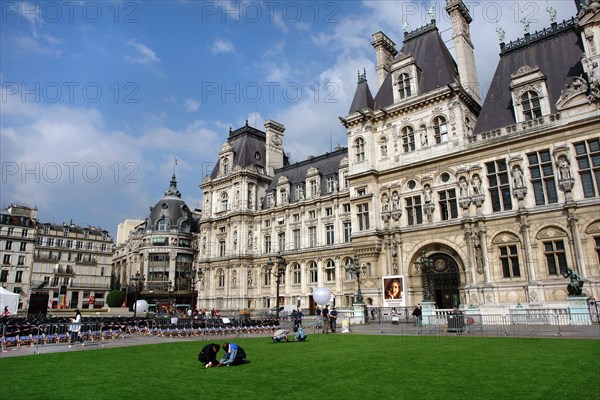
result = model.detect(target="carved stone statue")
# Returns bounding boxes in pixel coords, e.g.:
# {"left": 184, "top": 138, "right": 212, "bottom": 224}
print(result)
{"left": 512, "top": 166, "right": 525, "bottom": 188}
{"left": 471, "top": 175, "right": 482, "bottom": 195}
{"left": 558, "top": 156, "right": 572, "bottom": 180}
{"left": 424, "top": 185, "right": 432, "bottom": 204}
{"left": 459, "top": 177, "right": 469, "bottom": 198}
{"left": 563, "top": 268, "right": 584, "bottom": 296}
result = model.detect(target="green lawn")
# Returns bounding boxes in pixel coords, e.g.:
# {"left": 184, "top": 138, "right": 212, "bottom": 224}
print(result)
{"left": 1, "top": 335, "right": 598, "bottom": 400}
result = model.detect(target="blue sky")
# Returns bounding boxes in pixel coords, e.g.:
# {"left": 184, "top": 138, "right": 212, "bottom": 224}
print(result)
{"left": 1, "top": 1, "right": 578, "bottom": 239}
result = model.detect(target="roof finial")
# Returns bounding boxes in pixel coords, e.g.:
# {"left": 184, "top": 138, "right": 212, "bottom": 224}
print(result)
{"left": 496, "top": 26, "right": 505, "bottom": 43}
{"left": 546, "top": 5, "right": 557, "bottom": 23}
{"left": 357, "top": 69, "right": 367, "bottom": 83}
{"left": 173, "top": 158, "right": 178, "bottom": 176}
{"left": 245, "top": 118, "right": 248, "bottom": 126}
{"left": 402, "top": 15, "right": 409, "bottom": 32}
{"left": 520, "top": 17, "right": 531, "bottom": 34}
{"left": 428, "top": 4, "right": 435, "bottom": 21}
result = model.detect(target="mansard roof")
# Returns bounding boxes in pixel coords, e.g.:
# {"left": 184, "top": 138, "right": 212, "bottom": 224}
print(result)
{"left": 474, "top": 19, "right": 584, "bottom": 135}
{"left": 373, "top": 23, "right": 459, "bottom": 109}
{"left": 267, "top": 147, "right": 348, "bottom": 191}
{"left": 147, "top": 174, "right": 198, "bottom": 232}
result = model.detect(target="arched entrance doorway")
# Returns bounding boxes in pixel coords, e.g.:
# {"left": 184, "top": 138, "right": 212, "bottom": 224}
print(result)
{"left": 425, "top": 253, "right": 460, "bottom": 309}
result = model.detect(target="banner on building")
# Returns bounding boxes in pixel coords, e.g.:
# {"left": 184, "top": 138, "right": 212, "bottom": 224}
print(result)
{"left": 382, "top": 275, "right": 405, "bottom": 308}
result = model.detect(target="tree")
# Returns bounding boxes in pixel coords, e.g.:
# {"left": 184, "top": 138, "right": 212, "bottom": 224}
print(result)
{"left": 106, "top": 290, "right": 125, "bottom": 307}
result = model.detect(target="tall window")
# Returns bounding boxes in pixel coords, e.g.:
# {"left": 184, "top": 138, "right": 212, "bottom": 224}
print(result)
{"left": 310, "top": 180, "right": 318, "bottom": 197}
{"left": 544, "top": 240, "right": 568, "bottom": 275}
{"left": 499, "top": 245, "right": 520, "bottom": 278}
{"left": 219, "top": 240, "right": 226, "bottom": 257}
{"left": 263, "top": 267, "right": 271, "bottom": 285}
{"left": 5, "top": 241, "right": 12, "bottom": 250}
{"left": 574, "top": 138, "right": 600, "bottom": 198}
{"left": 343, "top": 222, "right": 352, "bottom": 243}
{"left": 17, "top": 255, "right": 25, "bottom": 266}
{"left": 326, "top": 225, "right": 335, "bottom": 245}
{"left": 595, "top": 237, "right": 600, "bottom": 265}
{"left": 264, "top": 235, "right": 271, "bottom": 253}
{"left": 438, "top": 189, "right": 458, "bottom": 220}
{"left": 294, "top": 184, "right": 303, "bottom": 200}
{"left": 357, "top": 203, "right": 370, "bottom": 231}
{"left": 278, "top": 232, "right": 286, "bottom": 252}
{"left": 293, "top": 229, "right": 301, "bottom": 250}
{"left": 308, "top": 262, "right": 317, "bottom": 283}
{"left": 309, "top": 227, "right": 317, "bottom": 248}
{"left": 398, "top": 73, "right": 411, "bottom": 99}
{"left": 521, "top": 90, "right": 542, "bottom": 120}
{"left": 402, "top": 126, "right": 415, "bottom": 153}
{"left": 486, "top": 159, "right": 512, "bottom": 212}
{"left": 528, "top": 150, "right": 558, "bottom": 205}
{"left": 15, "top": 270, "right": 23, "bottom": 283}
{"left": 326, "top": 176, "right": 336, "bottom": 193}
{"left": 217, "top": 269, "right": 225, "bottom": 287}
{"left": 355, "top": 138, "right": 365, "bottom": 162}
{"left": 220, "top": 192, "right": 229, "bottom": 212}
{"left": 405, "top": 196, "right": 423, "bottom": 225}
{"left": 325, "top": 260, "right": 336, "bottom": 281}
{"left": 292, "top": 264, "right": 301, "bottom": 284}
{"left": 222, "top": 158, "right": 229, "bottom": 174}
{"left": 7, "top": 227, "right": 14, "bottom": 236}
{"left": 19, "top": 242, "right": 26, "bottom": 251}
{"left": 0, "top": 270, "right": 8, "bottom": 282}
{"left": 433, "top": 116, "right": 448, "bottom": 144}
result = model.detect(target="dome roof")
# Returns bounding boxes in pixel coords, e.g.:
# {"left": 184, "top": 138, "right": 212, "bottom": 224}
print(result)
{"left": 147, "top": 175, "right": 196, "bottom": 233}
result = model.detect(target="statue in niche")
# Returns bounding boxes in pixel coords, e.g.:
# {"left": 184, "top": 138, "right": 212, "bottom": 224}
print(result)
{"left": 232, "top": 271, "right": 237, "bottom": 286}
{"left": 424, "top": 185, "right": 432, "bottom": 203}
{"left": 380, "top": 140, "right": 388, "bottom": 157}
{"left": 512, "top": 166, "right": 525, "bottom": 188}
{"left": 392, "top": 191, "right": 400, "bottom": 211}
{"left": 247, "top": 271, "right": 253, "bottom": 285}
{"left": 471, "top": 174, "right": 482, "bottom": 195}
{"left": 382, "top": 194, "right": 390, "bottom": 212}
{"left": 459, "top": 177, "right": 469, "bottom": 198}
{"left": 473, "top": 235, "right": 483, "bottom": 272}
{"left": 558, "top": 156, "right": 572, "bottom": 180}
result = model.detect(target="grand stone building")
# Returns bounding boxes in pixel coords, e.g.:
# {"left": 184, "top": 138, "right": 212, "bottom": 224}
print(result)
{"left": 114, "top": 0, "right": 600, "bottom": 314}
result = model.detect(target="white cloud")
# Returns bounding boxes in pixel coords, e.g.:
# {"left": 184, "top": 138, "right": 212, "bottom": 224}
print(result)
{"left": 211, "top": 38, "right": 235, "bottom": 54}
{"left": 126, "top": 39, "right": 161, "bottom": 64}
{"left": 184, "top": 98, "right": 200, "bottom": 112}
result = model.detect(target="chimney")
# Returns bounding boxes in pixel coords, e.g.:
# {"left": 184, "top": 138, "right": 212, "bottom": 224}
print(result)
{"left": 445, "top": 0, "right": 481, "bottom": 103}
{"left": 264, "top": 120, "right": 285, "bottom": 176}
{"left": 371, "top": 31, "right": 398, "bottom": 89}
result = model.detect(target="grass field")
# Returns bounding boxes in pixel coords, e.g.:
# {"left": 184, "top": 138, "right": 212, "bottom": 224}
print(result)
{"left": 1, "top": 335, "right": 599, "bottom": 400}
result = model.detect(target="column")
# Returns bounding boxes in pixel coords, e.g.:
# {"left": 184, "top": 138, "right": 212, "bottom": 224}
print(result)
{"left": 567, "top": 210, "right": 587, "bottom": 277}
{"left": 385, "top": 236, "right": 393, "bottom": 275}
{"left": 479, "top": 228, "right": 491, "bottom": 284}
{"left": 518, "top": 213, "right": 537, "bottom": 282}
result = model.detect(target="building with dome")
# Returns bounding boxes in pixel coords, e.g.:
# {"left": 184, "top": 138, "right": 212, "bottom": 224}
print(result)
{"left": 112, "top": 174, "right": 201, "bottom": 307}
{"left": 114, "top": 0, "right": 600, "bottom": 317}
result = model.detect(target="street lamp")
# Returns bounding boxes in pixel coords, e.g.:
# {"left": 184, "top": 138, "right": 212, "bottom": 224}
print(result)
{"left": 344, "top": 257, "right": 365, "bottom": 303}
{"left": 266, "top": 252, "right": 287, "bottom": 320}
{"left": 130, "top": 271, "right": 145, "bottom": 317}
{"left": 189, "top": 268, "right": 203, "bottom": 310}
{"left": 414, "top": 251, "right": 434, "bottom": 302}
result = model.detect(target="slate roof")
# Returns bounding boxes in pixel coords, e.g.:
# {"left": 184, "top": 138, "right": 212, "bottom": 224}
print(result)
{"left": 210, "top": 124, "right": 289, "bottom": 179}
{"left": 474, "top": 21, "right": 584, "bottom": 134}
{"left": 147, "top": 174, "right": 197, "bottom": 232}
{"left": 372, "top": 24, "right": 459, "bottom": 109}
{"left": 349, "top": 76, "right": 375, "bottom": 114}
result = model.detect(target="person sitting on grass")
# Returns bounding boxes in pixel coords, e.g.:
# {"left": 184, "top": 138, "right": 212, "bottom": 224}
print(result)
{"left": 294, "top": 326, "right": 307, "bottom": 342}
{"left": 198, "top": 343, "right": 220, "bottom": 368}
{"left": 219, "top": 343, "right": 246, "bottom": 367}
{"left": 272, "top": 328, "right": 289, "bottom": 342}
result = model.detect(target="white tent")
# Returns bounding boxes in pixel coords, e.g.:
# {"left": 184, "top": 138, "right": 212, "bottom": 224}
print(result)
{"left": 0, "top": 287, "right": 19, "bottom": 314}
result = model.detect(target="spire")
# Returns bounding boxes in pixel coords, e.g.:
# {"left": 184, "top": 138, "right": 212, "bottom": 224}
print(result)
{"left": 164, "top": 174, "right": 182, "bottom": 198}
{"left": 348, "top": 70, "right": 375, "bottom": 114}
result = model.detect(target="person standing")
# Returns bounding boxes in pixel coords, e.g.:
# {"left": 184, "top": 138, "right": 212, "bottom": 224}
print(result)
{"left": 295, "top": 308, "right": 303, "bottom": 328}
{"left": 68, "top": 309, "right": 82, "bottom": 348}
{"left": 322, "top": 305, "right": 330, "bottom": 333}
{"left": 219, "top": 342, "right": 247, "bottom": 366}
{"left": 412, "top": 304, "right": 422, "bottom": 328}
{"left": 198, "top": 343, "right": 220, "bottom": 368}
{"left": 329, "top": 307, "right": 338, "bottom": 333}
{"left": 315, "top": 306, "right": 322, "bottom": 329}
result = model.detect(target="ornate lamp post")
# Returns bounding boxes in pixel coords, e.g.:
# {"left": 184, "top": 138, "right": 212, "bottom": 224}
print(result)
{"left": 266, "top": 252, "right": 287, "bottom": 320}
{"left": 189, "top": 268, "right": 203, "bottom": 310}
{"left": 344, "top": 257, "right": 365, "bottom": 303}
{"left": 130, "top": 271, "right": 145, "bottom": 317}
{"left": 414, "top": 251, "right": 434, "bottom": 302}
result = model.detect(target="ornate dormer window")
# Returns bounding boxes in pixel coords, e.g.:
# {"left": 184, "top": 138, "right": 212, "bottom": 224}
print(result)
{"left": 157, "top": 218, "right": 167, "bottom": 231}
{"left": 433, "top": 116, "right": 448, "bottom": 144}
{"left": 222, "top": 157, "right": 230, "bottom": 175}
{"left": 180, "top": 221, "right": 190, "bottom": 233}
{"left": 402, "top": 126, "right": 415, "bottom": 153}
{"left": 355, "top": 137, "right": 365, "bottom": 162}
{"left": 509, "top": 65, "right": 550, "bottom": 123}
{"left": 390, "top": 53, "right": 419, "bottom": 103}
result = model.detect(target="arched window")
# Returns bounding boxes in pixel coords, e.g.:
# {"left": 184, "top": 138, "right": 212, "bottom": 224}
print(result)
{"left": 157, "top": 219, "right": 167, "bottom": 231}
{"left": 344, "top": 258, "right": 354, "bottom": 281}
{"left": 220, "top": 192, "right": 228, "bottom": 212}
{"left": 217, "top": 269, "right": 225, "bottom": 288}
{"left": 308, "top": 261, "right": 318, "bottom": 283}
{"left": 180, "top": 221, "right": 190, "bottom": 233}
{"left": 402, "top": 126, "right": 415, "bottom": 153}
{"left": 355, "top": 137, "right": 365, "bottom": 162}
{"left": 398, "top": 73, "right": 411, "bottom": 99}
{"left": 325, "top": 259, "right": 336, "bottom": 281}
{"left": 521, "top": 90, "right": 542, "bottom": 120}
{"left": 292, "top": 263, "right": 301, "bottom": 284}
{"left": 433, "top": 116, "right": 448, "bottom": 144}
{"left": 379, "top": 136, "right": 388, "bottom": 158}
{"left": 222, "top": 158, "right": 230, "bottom": 175}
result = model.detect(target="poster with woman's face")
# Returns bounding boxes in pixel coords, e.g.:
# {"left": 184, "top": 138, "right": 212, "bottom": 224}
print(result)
{"left": 382, "top": 275, "right": 405, "bottom": 307}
